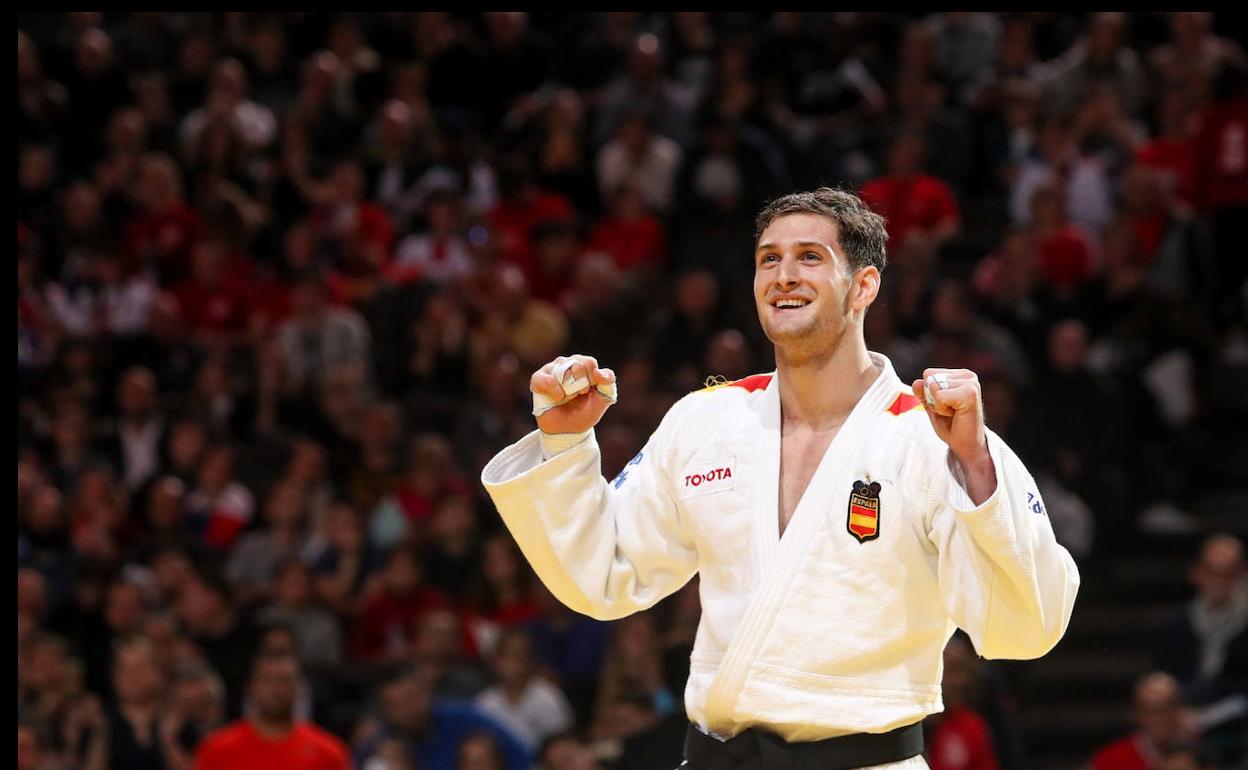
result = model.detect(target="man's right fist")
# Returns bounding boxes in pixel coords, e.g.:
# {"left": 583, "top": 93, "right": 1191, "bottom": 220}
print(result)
{"left": 531, "top": 354, "right": 616, "bottom": 435}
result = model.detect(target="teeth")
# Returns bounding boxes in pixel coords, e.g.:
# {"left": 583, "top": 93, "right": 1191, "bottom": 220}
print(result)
{"left": 775, "top": 299, "right": 808, "bottom": 308}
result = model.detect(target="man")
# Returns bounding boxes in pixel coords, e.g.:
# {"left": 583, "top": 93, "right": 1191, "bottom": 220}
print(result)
{"left": 481, "top": 187, "right": 1080, "bottom": 769}
{"left": 353, "top": 666, "right": 532, "bottom": 770}
{"left": 1155, "top": 533, "right": 1248, "bottom": 703}
{"left": 1089, "top": 672, "right": 1195, "bottom": 770}
{"left": 192, "top": 651, "right": 349, "bottom": 770}
{"left": 474, "top": 627, "right": 575, "bottom": 749}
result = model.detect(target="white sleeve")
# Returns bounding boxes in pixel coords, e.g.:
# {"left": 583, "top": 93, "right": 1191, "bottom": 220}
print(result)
{"left": 481, "top": 403, "right": 698, "bottom": 621}
{"left": 925, "top": 428, "right": 1081, "bottom": 660}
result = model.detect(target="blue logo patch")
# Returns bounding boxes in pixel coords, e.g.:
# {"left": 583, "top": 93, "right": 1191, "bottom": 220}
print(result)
{"left": 611, "top": 452, "right": 644, "bottom": 489}
{"left": 1026, "top": 491, "right": 1045, "bottom": 515}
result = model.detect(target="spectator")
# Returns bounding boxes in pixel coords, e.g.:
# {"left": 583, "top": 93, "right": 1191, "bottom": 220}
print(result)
{"left": 99, "top": 367, "right": 166, "bottom": 492}
{"left": 923, "top": 635, "right": 1002, "bottom": 770}
{"left": 488, "top": 155, "right": 575, "bottom": 278}
{"left": 256, "top": 561, "right": 344, "bottom": 670}
{"left": 1149, "top": 12, "right": 1247, "bottom": 99}
{"left": 925, "top": 13, "right": 1001, "bottom": 96}
{"left": 1011, "top": 118, "right": 1114, "bottom": 238}
{"left": 462, "top": 535, "right": 542, "bottom": 657}
{"left": 103, "top": 635, "right": 181, "bottom": 770}
{"left": 192, "top": 651, "right": 350, "bottom": 770}
{"left": 180, "top": 57, "right": 277, "bottom": 157}
{"left": 184, "top": 445, "right": 255, "bottom": 552}
{"left": 166, "top": 664, "right": 227, "bottom": 757}
{"left": 1028, "top": 182, "right": 1097, "bottom": 294}
{"left": 1119, "top": 163, "right": 1215, "bottom": 304}
{"left": 353, "top": 666, "right": 531, "bottom": 770}
{"left": 306, "top": 500, "right": 377, "bottom": 617}
{"left": 226, "top": 481, "right": 311, "bottom": 606}
{"left": 1136, "top": 91, "right": 1200, "bottom": 207}
{"left": 1040, "top": 12, "right": 1147, "bottom": 118}
{"left": 595, "top": 109, "right": 683, "bottom": 217}
{"left": 469, "top": 265, "right": 569, "bottom": 371}
{"left": 123, "top": 153, "right": 205, "bottom": 285}
{"left": 860, "top": 130, "right": 961, "bottom": 273}
{"left": 411, "top": 609, "right": 491, "bottom": 699}
{"left": 175, "top": 574, "right": 258, "bottom": 717}
{"left": 275, "top": 271, "right": 372, "bottom": 396}
{"left": 1090, "top": 672, "right": 1197, "bottom": 770}
{"left": 392, "top": 190, "right": 472, "bottom": 286}
{"left": 1156, "top": 534, "right": 1248, "bottom": 704}
{"left": 587, "top": 184, "right": 668, "bottom": 275}
{"left": 475, "top": 627, "right": 574, "bottom": 750}
{"left": 421, "top": 495, "right": 484, "bottom": 604}
{"left": 594, "top": 33, "right": 697, "bottom": 147}
{"left": 593, "top": 613, "right": 676, "bottom": 728}
{"left": 348, "top": 547, "right": 452, "bottom": 662}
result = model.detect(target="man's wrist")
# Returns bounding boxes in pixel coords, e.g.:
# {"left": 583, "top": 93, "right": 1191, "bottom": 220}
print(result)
{"left": 954, "top": 443, "right": 993, "bottom": 478}
{"left": 539, "top": 429, "right": 592, "bottom": 460}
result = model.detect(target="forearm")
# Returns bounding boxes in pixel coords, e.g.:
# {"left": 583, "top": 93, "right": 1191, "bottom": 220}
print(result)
{"left": 954, "top": 443, "right": 998, "bottom": 507}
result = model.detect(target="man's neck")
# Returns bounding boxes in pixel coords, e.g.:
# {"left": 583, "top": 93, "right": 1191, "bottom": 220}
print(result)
{"left": 775, "top": 338, "right": 878, "bottom": 430}
{"left": 252, "top": 716, "right": 295, "bottom": 740}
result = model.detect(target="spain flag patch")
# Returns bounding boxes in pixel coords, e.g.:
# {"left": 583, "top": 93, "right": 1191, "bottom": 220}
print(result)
{"left": 847, "top": 480, "right": 881, "bottom": 543}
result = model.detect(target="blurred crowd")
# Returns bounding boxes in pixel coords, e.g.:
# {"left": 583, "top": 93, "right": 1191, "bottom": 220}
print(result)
{"left": 16, "top": 12, "right": 1248, "bottom": 770}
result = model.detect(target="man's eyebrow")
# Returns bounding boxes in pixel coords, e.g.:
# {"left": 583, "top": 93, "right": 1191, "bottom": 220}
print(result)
{"left": 754, "top": 241, "right": 836, "bottom": 253}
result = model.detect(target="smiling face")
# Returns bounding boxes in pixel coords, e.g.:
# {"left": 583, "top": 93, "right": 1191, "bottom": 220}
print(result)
{"left": 754, "top": 213, "right": 877, "bottom": 363}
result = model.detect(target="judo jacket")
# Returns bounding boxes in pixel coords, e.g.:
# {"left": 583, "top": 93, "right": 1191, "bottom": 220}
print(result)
{"left": 481, "top": 353, "right": 1081, "bottom": 742}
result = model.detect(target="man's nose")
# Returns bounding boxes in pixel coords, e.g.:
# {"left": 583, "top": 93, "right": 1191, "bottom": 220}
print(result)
{"left": 775, "top": 256, "right": 800, "bottom": 286}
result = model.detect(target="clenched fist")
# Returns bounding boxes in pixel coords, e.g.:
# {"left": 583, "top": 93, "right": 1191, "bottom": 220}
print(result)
{"left": 531, "top": 354, "right": 617, "bottom": 435}
{"left": 912, "top": 367, "right": 997, "bottom": 505}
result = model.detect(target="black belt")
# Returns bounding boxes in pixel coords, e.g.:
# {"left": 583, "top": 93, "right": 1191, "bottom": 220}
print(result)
{"left": 683, "top": 721, "right": 923, "bottom": 770}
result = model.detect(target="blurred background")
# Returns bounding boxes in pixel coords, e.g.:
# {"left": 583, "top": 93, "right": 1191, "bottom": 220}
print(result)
{"left": 15, "top": 11, "right": 1248, "bottom": 770}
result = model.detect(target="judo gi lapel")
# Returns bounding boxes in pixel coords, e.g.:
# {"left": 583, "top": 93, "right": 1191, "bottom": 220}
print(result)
{"left": 704, "top": 353, "right": 902, "bottom": 737}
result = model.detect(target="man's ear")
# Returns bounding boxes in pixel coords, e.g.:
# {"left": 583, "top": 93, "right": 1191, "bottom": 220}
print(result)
{"left": 853, "top": 266, "right": 881, "bottom": 311}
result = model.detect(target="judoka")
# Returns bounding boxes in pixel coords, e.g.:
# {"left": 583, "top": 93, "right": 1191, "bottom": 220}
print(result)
{"left": 481, "top": 187, "right": 1081, "bottom": 770}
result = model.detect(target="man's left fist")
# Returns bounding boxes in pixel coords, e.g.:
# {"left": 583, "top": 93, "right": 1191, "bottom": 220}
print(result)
{"left": 911, "top": 368, "right": 989, "bottom": 469}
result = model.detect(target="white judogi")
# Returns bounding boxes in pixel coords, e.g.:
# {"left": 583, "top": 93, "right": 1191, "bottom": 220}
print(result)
{"left": 482, "top": 353, "right": 1080, "bottom": 757}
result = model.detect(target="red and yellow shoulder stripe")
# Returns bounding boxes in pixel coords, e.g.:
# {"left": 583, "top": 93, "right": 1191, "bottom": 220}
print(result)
{"left": 887, "top": 391, "right": 925, "bottom": 415}
{"left": 698, "top": 373, "right": 774, "bottom": 394}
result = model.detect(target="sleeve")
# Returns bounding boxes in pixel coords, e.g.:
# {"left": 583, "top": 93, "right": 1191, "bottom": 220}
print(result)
{"left": 924, "top": 427, "right": 1081, "bottom": 660}
{"left": 480, "top": 399, "right": 699, "bottom": 621}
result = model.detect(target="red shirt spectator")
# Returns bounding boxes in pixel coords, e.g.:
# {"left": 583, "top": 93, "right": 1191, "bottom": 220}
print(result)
{"left": 193, "top": 721, "right": 349, "bottom": 770}
{"left": 860, "top": 174, "right": 960, "bottom": 247}
{"left": 588, "top": 184, "right": 667, "bottom": 273}
{"left": 860, "top": 131, "right": 961, "bottom": 255}
{"left": 173, "top": 241, "right": 254, "bottom": 337}
{"left": 1193, "top": 91, "right": 1248, "bottom": 211}
{"left": 349, "top": 548, "right": 452, "bottom": 661}
{"left": 926, "top": 706, "right": 1001, "bottom": 770}
{"left": 1037, "top": 224, "right": 1096, "bottom": 290}
{"left": 194, "top": 653, "right": 350, "bottom": 770}
{"left": 124, "top": 153, "right": 204, "bottom": 284}
{"left": 1089, "top": 672, "right": 1194, "bottom": 770}
{"left": 488, "top": 184, "right": 574, "bottom": 280}
{"left": 1028, "top": 182, "right": 1096, "bottom": 290}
